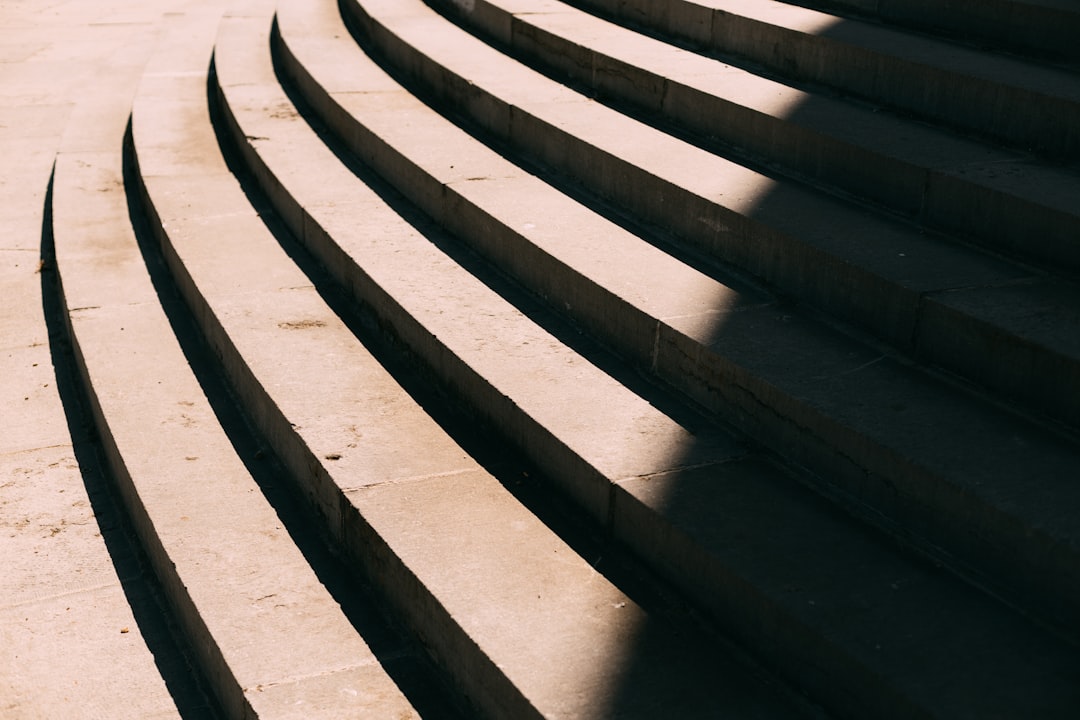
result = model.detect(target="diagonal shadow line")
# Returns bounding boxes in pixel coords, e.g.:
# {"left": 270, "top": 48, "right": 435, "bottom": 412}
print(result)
{"left": 316, "top": 2, "right": 938, "bottom": 718}
{"left": 261, "top": 9, "right": 824, "bottom": 718}
{"left": 221, "top": 32, "right": 730, "bottom": 644}
{"left": 39, "top": 167, "right": 223, "bottom": 720}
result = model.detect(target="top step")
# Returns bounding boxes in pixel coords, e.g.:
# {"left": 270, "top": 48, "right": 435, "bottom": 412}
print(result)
{"left": 218, "top": 5, "right": 1080, "bottom": 718}
{"left": 569, "top": 0, "right": 1080, "bottom": 158}
{"left": 793, "top": 0, "right": 1080, "bottom": 65}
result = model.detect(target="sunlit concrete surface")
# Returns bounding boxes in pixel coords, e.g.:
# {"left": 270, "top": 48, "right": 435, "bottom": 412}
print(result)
{"left": 0, "top": 2, "right": 205, "bottom": 717}
{"left": 4, "top": 0, "right": 1080, "bottom": 717}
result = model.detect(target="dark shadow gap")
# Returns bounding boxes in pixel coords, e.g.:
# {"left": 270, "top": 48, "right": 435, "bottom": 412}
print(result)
{"left": 267, "top": 22, "right": 728, "bottom": 436}
{"left": 322, "top": 2, "right": 1080, "bottom": 718}
{"left": 334, "top": 0, "right": 777, "bottom": 301}
{"left": 40, "top": 167, "right": 223, "bottom": 720}
{"left": 121, "top": 108, "right": 466, "bottom": 718}
{"left": 215, "top": 19, "right": 776, "bottom": 688}
{"left": 256, "top": 17, "right": 830, "bottom": 717}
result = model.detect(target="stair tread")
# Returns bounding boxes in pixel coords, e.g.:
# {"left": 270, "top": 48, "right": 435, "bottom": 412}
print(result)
{"left": 286, "top": 0, "right": 1080, "bottom": 631}
{"left": 11, "top": 0, "right": 1080, "bottom": 716}
{"left": 571, "top": 0, "right": 1080, "bottom": 155}
{"left": 453, "top": 0, "right": 1080, "bottom": 268}
{"left": 694, "top": 0, "right": 1080, "bottom": 101}
{"left": 223, "top": 4, "right": 1080, "bottom": 717}
{"left": 617, "top": 456, "right": 1080, "bottom": 717}
{"left": 131, "top": 8, "right": 807, "bottom": 719}
{"left": 347, "top": 0, "right": 1080, "bottom": 424}
{"left": 53, "top": 5, "right": 425, "bottom": 718}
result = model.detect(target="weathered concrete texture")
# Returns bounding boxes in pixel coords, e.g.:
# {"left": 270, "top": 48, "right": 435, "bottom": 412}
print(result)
{"left": 134, "top": 9, "right": 812, "bottom": 718}
{"left": 350, "top": 0, "right": 1080, "bottom": 432}
{"left": 0, "top": 446, "right": 186, "bottom": 720}
{"left": 432, "top": 0, "right": 1080, "bottom": 272}
{"left": 0, "top": 1, "right": 193, "bottom": 717}
{"left": 7, "top": 0, "right": 1080, "bottom": 717}
{"left": 226, "top": 4, "right": 1080, "bottom": 719}
{"left": 574, "top": 0, "right": 1080, "bottom": 156}
{"left": 52, "top": 3, "right": 423, "bottom": 717}
{"left": 309, "top": 0, "right": 1080, "bottom": 639}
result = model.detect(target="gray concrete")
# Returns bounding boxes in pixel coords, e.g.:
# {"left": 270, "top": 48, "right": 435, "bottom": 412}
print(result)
{"left": 344, "top": 0, "right": 1080, "bottom": 429}
{"left": 51, "top": 3, "right": 422, "bottom": 717}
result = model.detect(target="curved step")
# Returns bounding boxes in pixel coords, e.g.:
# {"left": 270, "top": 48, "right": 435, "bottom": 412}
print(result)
{"left": 128, "top": 4, "right": 807, "bottom": 719}
{"left": 433, "top": 0, "right": 1080, "bottom": 275}
{"left": 53, "top": 3, "right": 424, "bottom": 718}
{"left": 568, "top": 0, "right": 1080, "bottom": 157}
{"left": 795, "top": 0, "right": 1080, "bottom": 65}
{"left": 4, "top": 12, "right": 196, "bottom": 717}
{"left": 321, "top": 0, "right": 1080, "bottom": 628}
{"left": 219, "top": 3, "right": 1080, "bottom": 719}
{"left": 341, "top": 0, "right": 1080, "bottom": 432}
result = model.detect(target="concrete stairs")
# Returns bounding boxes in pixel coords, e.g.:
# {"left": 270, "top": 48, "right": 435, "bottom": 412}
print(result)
{"left": 43, "top": 0, "right": 1080, "bottom": 716}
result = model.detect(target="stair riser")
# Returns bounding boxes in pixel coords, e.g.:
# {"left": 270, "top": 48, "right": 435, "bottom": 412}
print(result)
{"left": 810, "top": 0, "right": 1080, "bottom": 63}
{"left": 58, "top": 194, "right": 250, "bottom": 720}
{"left": 337, "top": 493, "right": 541, "bottom": 720}
{"left": 142, "top": 91, "right": 538, "bottom": 717}
{"left": 576, "top": 0, "right": 1080, "bottom": 158}
{"left": 916, "top": 299, "right": 1080, "bottom": 427}
{"left": 657, "top": 325, "right": 1080, "bottom": 627}
{"left": 255, "top": 37, "right": 1030, "bottom": 719}
{"left": 307, "top": 2, "right": 1080, "bottom": 633}
{"left": 277, "top": 24, "right": 920, "bottom": 540}
{"left": 501, "top": 12, "right": 925, "bottom": 219}
{"left": 248, "top": 53, "right": 617, "bottom": 523}
{"left": 509, "top": 108, "right": 1080, "bottom": 430}
{"left": 452, "top": 1, "right": 1080, "bottom": 273}
{"left": 350, "top": 1, "right": 1080, "bottom": 433}
{"left": 511, "top": 110, "right": 928, "bottom": 343}
{"left": 609, "top": 481, "right": 925, "bottom": 720}
{"left": 922, "top": 173, "right": 1080, "bottom": 272}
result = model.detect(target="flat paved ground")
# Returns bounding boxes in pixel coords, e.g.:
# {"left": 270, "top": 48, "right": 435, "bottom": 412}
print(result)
{"left": 1, "top": 2, "right": 211, "bottom": 716}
